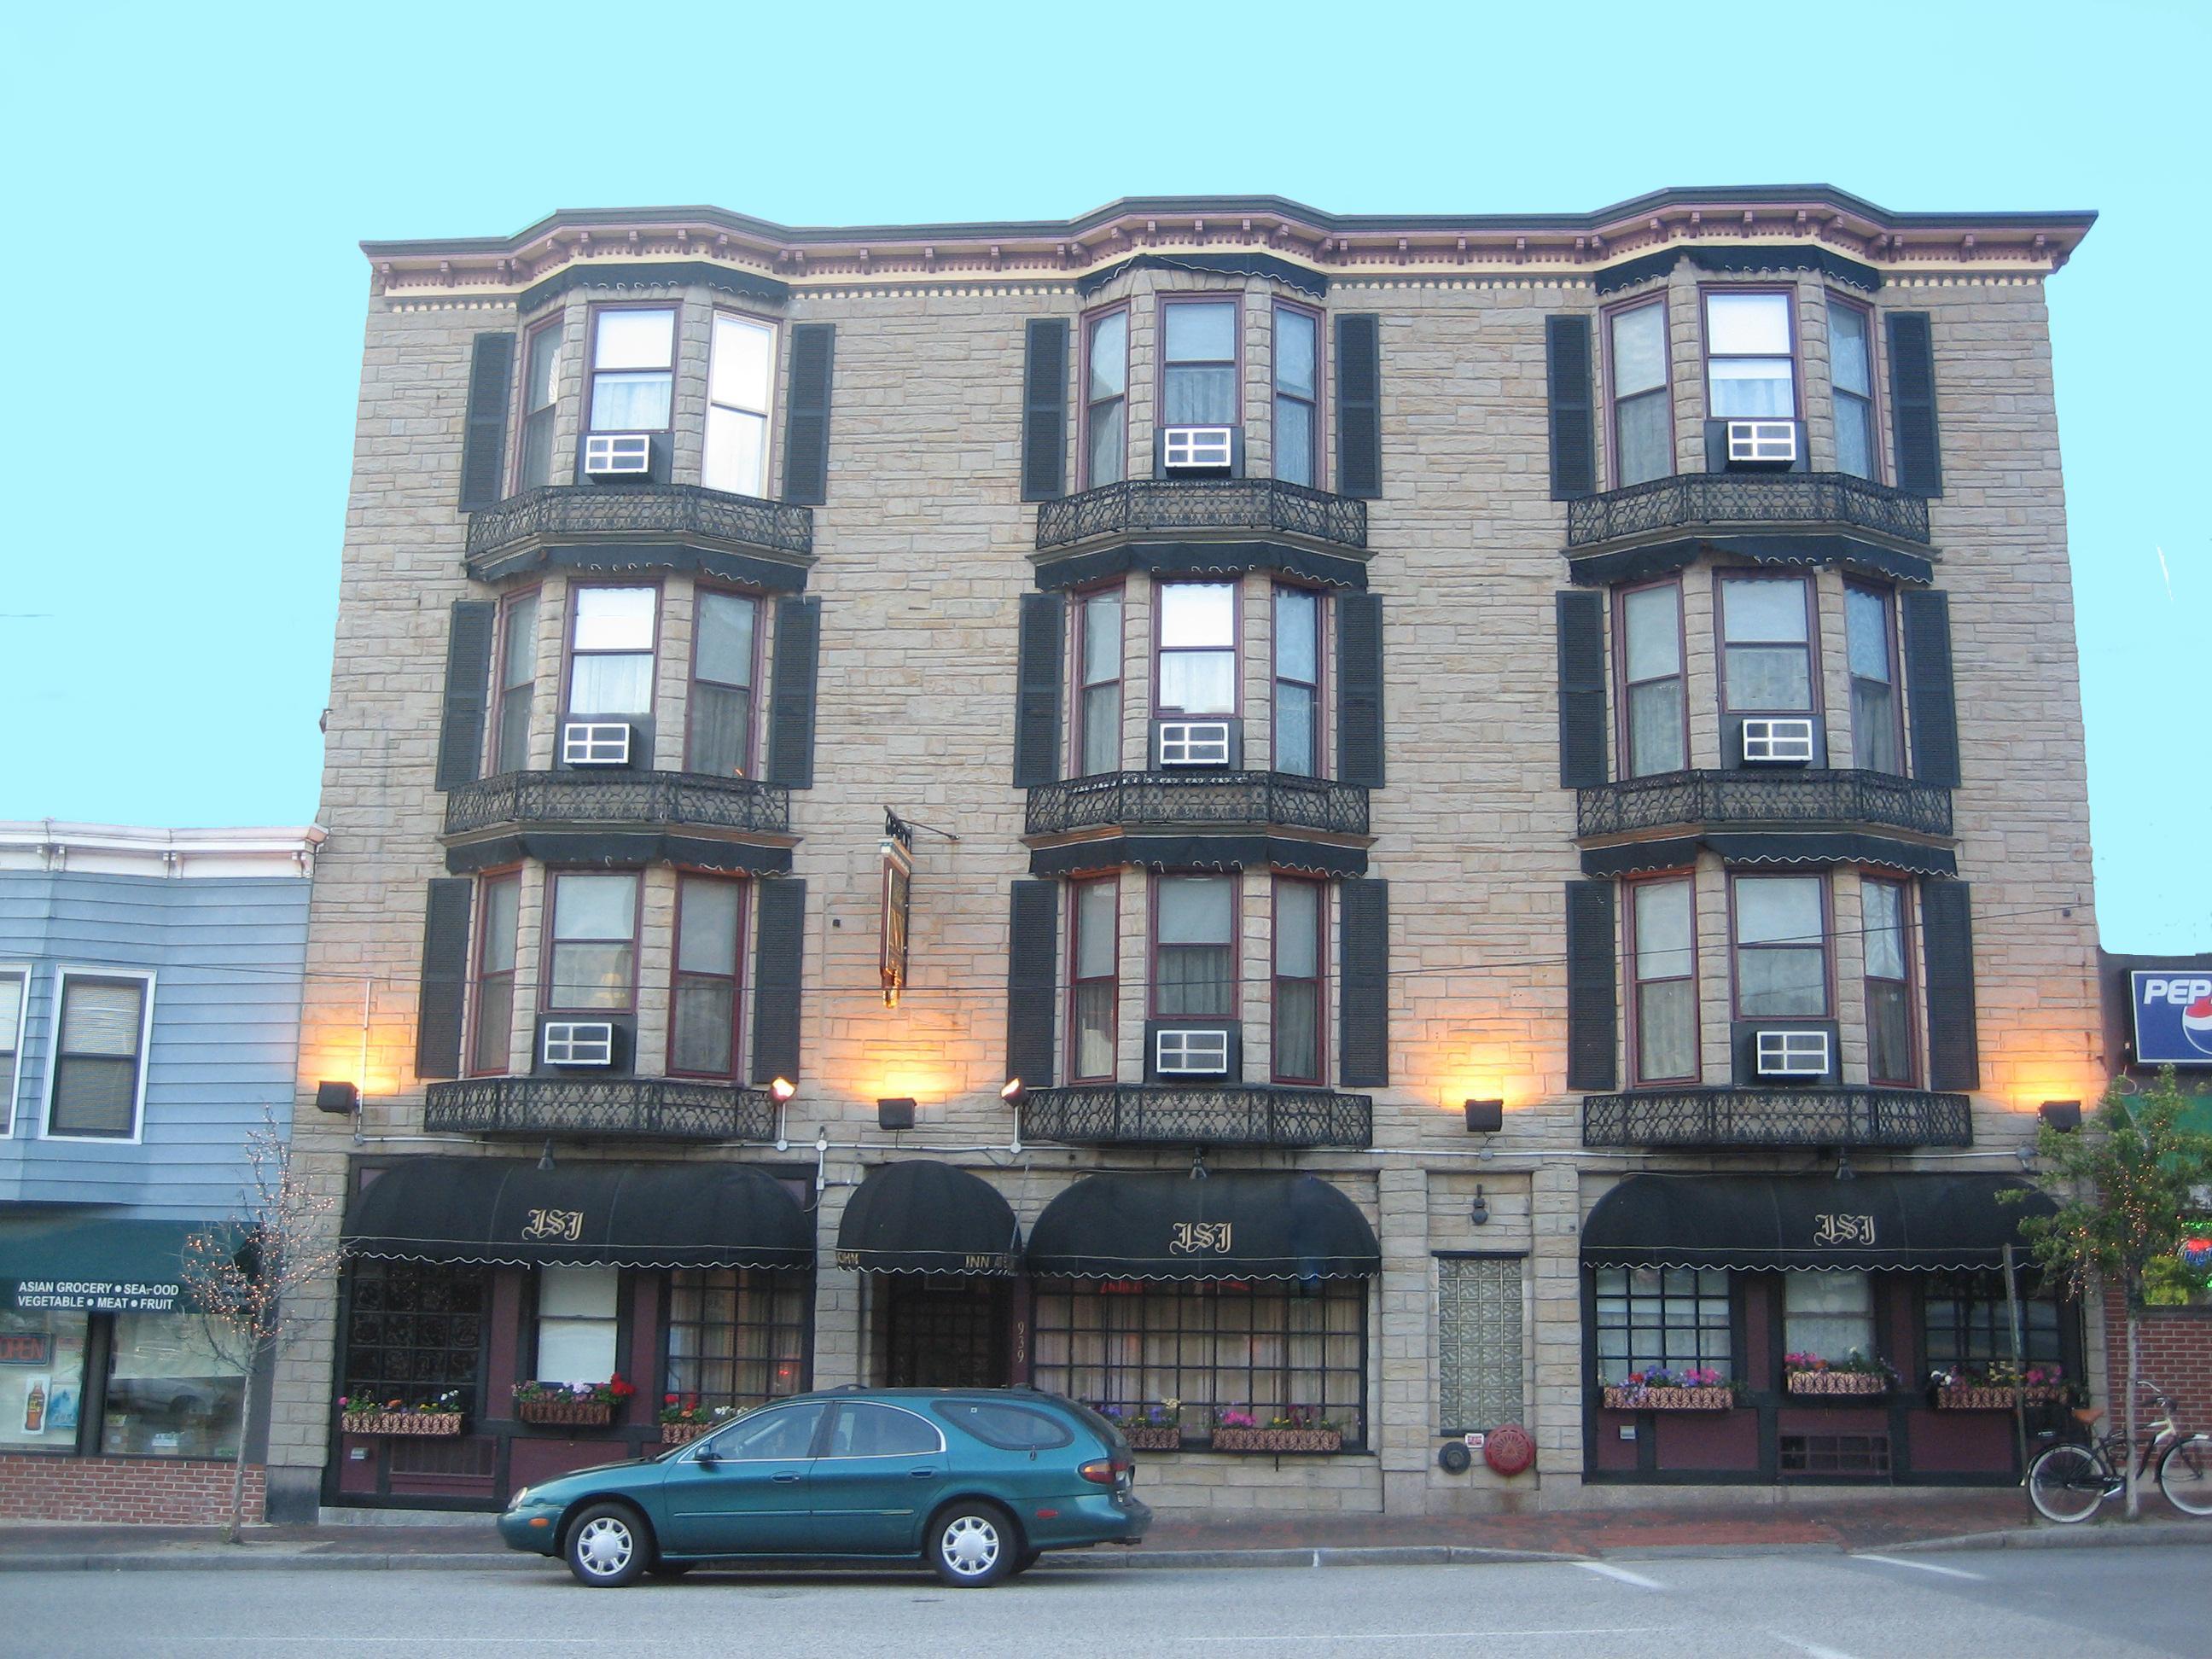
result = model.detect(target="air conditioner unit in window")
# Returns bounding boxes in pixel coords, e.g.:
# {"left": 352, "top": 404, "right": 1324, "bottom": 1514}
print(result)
{"left": 1161, "top": 426, "right": 1235, "bottom": 472}
{"left": 1157, "top": 720, "right": 1232, "bottom": 767}
{"left": 1725, "top": 420, "right": 1797, "bottom": 468}
{"left": 1755, "top": 1028, "right": 1831, "bottom": 1078}
{"left": 583, "top": 433, "right": 654, "bottom": 477}
{"left": 543, "top": 1022, "right": 616, "bottom": 1068}
{"left": 1155, "top": 1027, "right": 1231, "bottom": 1077}
{"left": 1741, "top": 718, "right": 1815, "bottom": 765}
{"left": 562, "top": 721, "right": 632, "bottom": 768}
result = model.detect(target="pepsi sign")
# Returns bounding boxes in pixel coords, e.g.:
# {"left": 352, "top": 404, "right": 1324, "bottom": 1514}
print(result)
{"left": 2131, "top": 972, "right": 2212, "bottom": 1067}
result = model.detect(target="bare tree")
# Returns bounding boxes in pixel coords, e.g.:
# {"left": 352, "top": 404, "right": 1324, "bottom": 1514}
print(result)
{"left": 179, "top": 1113, "right": 343, "bottom": 1542}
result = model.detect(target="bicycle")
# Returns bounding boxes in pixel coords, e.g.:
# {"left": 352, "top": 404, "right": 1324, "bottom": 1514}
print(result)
{"left": 2026, "top": 1378, "right": 2212, "bottom": 1523}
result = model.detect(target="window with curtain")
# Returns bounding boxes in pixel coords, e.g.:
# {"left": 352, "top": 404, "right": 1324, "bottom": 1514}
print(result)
{"left": 1863, "top": 877, "right": 1913, "bottom": 1086}
{"left": 1272, "top": 878, "right": 1322, "bottom": 1083}
{"left": 1084, "top": 308, "right": 1127, "bottom": 487}
{"left": 671, "top": 875, "right": 743, "bottom": 1077}
{"left": 1845, "top": 584, "right": 1901, "bottom": 775}
{"left": 1070, "top": 878, "right": 1118, "bottom": 1081}
{"left": 704, "top": 312, "right": 776, "bottom": 497}
{"left": 516, "top": 319, "right": 562, "bottom": 492}
{"left": 1273, "top": 586, "right": 1320, "bottom": 776}
{"left": 566, "top": 587, "right": 655, "bottom": 721}
{"left": 470, "top": 873, "right": 521, "bottom": 1075}
{"left": 1608, "top": 300, "right": 1671, "bottom": 486}
{"left": 1923, "top": 1272, "right": 2064, "bottom": 1369}
{"left": 1631, "top": 877, "right": 1697, "bottom": 1083}
{"left": 587, "top": 307, "right": 675, "bottom": 434}
{"left": 1732, "top": 875, "right": 1828, "bottom": 1018}
{"left": 1593, "top": 1267, "right": 1731, "bottom": 1382}
{"left": 1162, "top": 300, "right": 1238, "bottom": 427}
{"left": 688, "top": 590, "right": 759, "bottom": 777}
{"left": 47, "top": 973, "right": 150, "bottom": 1139}
{"left": 493, "top": 591, "right": 538, "bottom": 775}
{"left": 544, "top": 871, "right": 638, "bottom": 1011}
{"left": 1076, "top": 589, "right": 1123, "bottom": 777}
{"left": 1154, "top": 875, "right": 1234, "bottom": 1019}
{"left": 1830, "top": 299, "right": 1877, "bottom": 479}
{"left": 1784, "top": 1272, "right": 1874, "bottom": 1363}
{"left": 0, "top": 969, "right": 23, "bottom": 1136}
{"left": 1704, "top": 292, "right": 1796, "bottom": 418}
{"left": 1621, "top": 580, "right": 1685, "bottom": 777}
{"left": 534, "top": 1266, "right": 620, "bottom": 1384}
{"left": 1272, "top": 305, "right": 1319, "bottom": 486}
{"left": 1720, "top": 576, "right": 1814, "bottom": 713}
{"left": 1156, "top": 584, "right": 1236, "bottom": 716}
{"left": 664, "top": 1267, "right": 809, "bottom": 1410}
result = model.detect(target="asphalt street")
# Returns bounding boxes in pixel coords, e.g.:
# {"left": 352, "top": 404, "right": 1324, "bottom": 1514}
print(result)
{"left": 11, "top": 1545, "right": 2209, "bottom": 1658}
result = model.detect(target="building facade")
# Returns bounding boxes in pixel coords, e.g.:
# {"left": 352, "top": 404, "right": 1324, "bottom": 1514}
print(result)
{"left": 276, "top": 187, "right": 2106, "bottom": 1522}
{"left": 0, "top": 822, "right": 320, "bottom": 1522}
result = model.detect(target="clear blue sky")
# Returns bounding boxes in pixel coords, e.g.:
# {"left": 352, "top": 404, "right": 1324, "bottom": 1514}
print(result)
{"left": 3, "top": 3, "right": 2203, "bottom": 948}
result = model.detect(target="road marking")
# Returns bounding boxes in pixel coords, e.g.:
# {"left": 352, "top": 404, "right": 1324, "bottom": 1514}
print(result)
{"left": 1179, "top": 1630, "right": 1665, "bottom": 1645}
{"left": 1850, "top": 1552, "right": 1986, "bottom": 1580}
{"left": 1573, "top": 1561, "right": 1666, "bottom": 1590}
{"left": 1767, "top": 1639, "right": 1860, "bottom": 1659}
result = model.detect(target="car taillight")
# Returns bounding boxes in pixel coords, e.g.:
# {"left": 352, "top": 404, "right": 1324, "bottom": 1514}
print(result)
{"left": 1079, "top": 1458, "right": 1115, "bottom": 1484}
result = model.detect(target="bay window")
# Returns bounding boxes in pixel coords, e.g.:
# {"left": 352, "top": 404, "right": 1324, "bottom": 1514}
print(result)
{"left": 565, "top": 586, "right": 656, "bottom": 725}
{"left": 1070, "top": 879, "right": 1118, "bottom": 1081}
{"left": 469, "top": 873, "right": 521, "bottom": 1075}
{"left": 1161, "top": 299, "right": 1238, "bottom": 428}
{"left": 1607, "top": 299, "right": 1671, "bottom": 486}
{"left": 515, "top": 319, "right": 562, "bottom": 492}
{"left": 534, "top": 1265, "right": 620, "bottom": 1384}
{"left": 1272, "top": 304, "right": 1319, "bottom": 486}
{"left": 1732, "top": 875, "right": 1828, "bottom": 1018}
{"left": 1862, "top": 877, "right": 1914, "bottom": 1086}
{"left": 1830, "top": 298, "right": 1877, "bottom": 479}
{"left": 1844, "top": 584, "right": 1902, "bottom": 775}
{"left": 1083, "top": 308, "right": 1128, "bottom": 487}
{"left": 1620, "top": 580, "right": 1686, "bottom": 777}
{"left": 1594, "top": 1267, "right": 1732, "bottom": 1382}
{"left": 492, "top": 591, "right": 538, "bottom": 775}
{"left": 544, "top": 872, "right": 638, "bottom": 1012}
{"left": 688, "top": 590, "right": 759, "bottom": 777}
{"left": 45, "top": 971, "right": 152, "bottom": 1140}
{"left": 704, "top": 312, "right": 777, "bottom": 497}
{"left": 586, "top": 306, "right": 676, "bottom": 437}
{"left": 1156, "top": 584, "right": 1236, "bottom": 716}
{"left": 1273, "top": 586, "right": 1320, "bottom": 776}
{"left": 671, "top": 874, "right": 744, "bottom": 1077}
{"left": 1154, "top": 875, "right": 1234, "bottom": 1019}
{"left": 1629, "top": 876, "right": 1697, "bottom": 1083}
{"left": 1720, "top": 575, "right": 1814, "bottom": 715}
{"left": 1272, "top": 879, "right": 1323, "bottom": 1083}
{"left": 1704, "top": 291, "right": 1796, "bottom": 419}
{"left": 1075, "top": 589, "right": 1123, "bottom": 777}
{"left": 1784, "top": 1272, "right": 1873, "bottom": 1363}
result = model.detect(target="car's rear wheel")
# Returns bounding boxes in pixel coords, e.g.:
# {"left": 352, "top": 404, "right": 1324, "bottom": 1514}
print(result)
{"left": 565, "top": 1502, "right": 649, "bottom": 1587}
{"left": 928, "top": 1499, "right": 1018, "bottom": 1588}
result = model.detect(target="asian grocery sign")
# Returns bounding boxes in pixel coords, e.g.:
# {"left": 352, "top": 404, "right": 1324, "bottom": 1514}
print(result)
{"left": 8, "top": 1279, "right": 181, "bottom": 1313}
{"left": 2131, "top": 972, "right": 2212, "bottom": 1067}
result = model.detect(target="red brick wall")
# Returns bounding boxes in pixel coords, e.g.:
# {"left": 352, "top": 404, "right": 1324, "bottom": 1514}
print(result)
{"left": 2100, "top": 1286, "right": 2212, "bottom": 1432}
{"left": 0, "top": 1456, "right": 265, "bottom": 1524}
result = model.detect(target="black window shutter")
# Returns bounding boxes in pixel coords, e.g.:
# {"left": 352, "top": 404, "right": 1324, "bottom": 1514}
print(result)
{"left": 781, "top": 323, "right": 835, "bottom": 505}
{"left": 765, "top": 597, "right": 822, "bottom": 788}
{"left": 414, "top": 878, "right": 473, "bottom": 1080}
{"left": 1005, "top": 880, "right": 1059, "bottom": 1089}
{"left": 1013, "top": 592, "right": 1065, "bottom": 787}
{"left": 1887, "top": 311, "right": 1943, "bottom": 498}
{"left": 1901, "top": 589, "right": 1960, "bottom": 789}
{"left": 1922, "top": 879, "right": 1980, "bottom": 1090}
{"left": 457, "top": 332, "right": 515, "bottom": 511}
{"left": 1564, "top": 881, "right": 1618, "bottom": 1091}
{"left": 1556, "top": 591, "right": 1608, "bottom": 788}
{"left": 1336, "top": 592, "right": 1385, "bottom": 787}
{"left": 1021, "top": 318, "right": 1069, "bottom": 502}
{"left": 434, "top": 601, "right": 497, "bottom": 791}
{"left": 1334, "top": 314, "right": 1382, "bottom": 499}
{"left": 750, "top": 879, "right": 806, "bottom": 1084}
{"left": 1339, "top": 878, "right": 1390, "bottom": 1087}
{"left": 1545, "top": 316, "right": 1596, "bottom": 500}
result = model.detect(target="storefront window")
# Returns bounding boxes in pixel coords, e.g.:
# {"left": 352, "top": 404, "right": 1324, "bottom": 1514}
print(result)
{"left": 1924, "top": 1272, "right": 2064, "bottom": 1367}
{"left": 664, "top": 1268, "right": 809, "bottom": 1410}
{"left": 342, "top": 1261, "right": 486, "bottom": 1409}
{"left": 101, "top": 1313, "right": 246, "bottom": 1459}
{"left": 1783, "top": 1271, "right": 1874, "bottom": 1361}
{"left": 0, "top": 1309, "right": 90, "bottom": 1449}
{"left": 1031, "top": 1279, "right": 1365, "bottom": 1446}
{"left": 534, "top": 1266, "right": 620, "bottom": 1383}
{"left": 1593, "top": 1266, "right": 1732, "bottom": 1382}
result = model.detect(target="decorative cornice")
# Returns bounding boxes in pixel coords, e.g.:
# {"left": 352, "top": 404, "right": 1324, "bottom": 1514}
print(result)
{"left": 360, "top": 187, "right": 2095, "bottom": 299}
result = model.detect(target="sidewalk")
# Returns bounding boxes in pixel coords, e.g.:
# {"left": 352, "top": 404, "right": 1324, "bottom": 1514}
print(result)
{"left": 1, "top": 1493, "right": 2204, "bottom": 1574}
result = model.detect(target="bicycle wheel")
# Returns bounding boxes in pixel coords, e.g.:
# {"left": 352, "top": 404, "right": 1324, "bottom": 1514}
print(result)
{"left": 2029, "top": 1443, "right": 2108, "bottom": 1523}
{"left": 2157, "top": 1435, "right": 2212, "bottom": 1516}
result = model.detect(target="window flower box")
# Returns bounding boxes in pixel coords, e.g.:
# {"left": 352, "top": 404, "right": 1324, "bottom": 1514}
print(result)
{"left": 1933, "top": 1385, "right": 2069, "bottom": 1412}
{"left": 1212, "top": 1425, "right": 1342, "bottom": 1454}
{"left": 661, "top": 1420, "right": 712, "bottom": 1445}
{"left": 512, "top": 1375, "right": 633, "bottom": 1428}
{"left": 1785, "top": 1369, "right": 1888, "bottom": 1396}
{"left": 1121, "top": 1423, "right": 1183, "bottom": 1452}
{"left": 1601, "top": 1385, "right": 1736, "bottom": 1412}
{"left": 344, "top": 1411, "right": 464, "bottom": 1437}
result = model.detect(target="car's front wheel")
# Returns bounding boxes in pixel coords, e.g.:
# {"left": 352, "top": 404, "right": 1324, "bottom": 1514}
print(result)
{"left": 564, "top": 1502, "right": 649, "bottom": 1587}
{"left": 927, "top": 1499, "right": 1018, "bottom": 1588}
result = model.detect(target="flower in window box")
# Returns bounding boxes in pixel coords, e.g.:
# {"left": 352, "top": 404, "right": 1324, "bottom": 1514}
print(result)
{"left": 1784, "top": 1349, "right": 1895, "bottom": 1394}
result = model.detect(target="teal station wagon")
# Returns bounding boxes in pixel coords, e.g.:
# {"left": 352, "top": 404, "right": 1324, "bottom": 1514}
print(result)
{"left": 498, "top": 1388, "right": 1150, "bottom": 1586}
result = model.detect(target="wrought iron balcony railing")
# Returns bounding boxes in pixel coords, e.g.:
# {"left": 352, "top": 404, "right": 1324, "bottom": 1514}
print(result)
{"left": 1582, "top": 1087, "right": 1973, "bottom": 1150}
{"left": 465, "top": 483, "right": 814, "bottom": 565}
{"left": 424, "top": 1076, "right": 777, "bottom": 1142}
{"left": 1577, "top": 769, "right": 1952, "bottom": 841}
{"left": 443, "top": 771, "right": 792, "bottom": 839}
{"left": 1026, "top": 771, "right": 1370, "bottom": 839}
{"left": 1564, "top": 472, "right": 1930, "bottom": 550}
{"left": 1036, "top": 478, "right": 1368, "bottom": 551}
{"left": 1022, "top": 1085, "right": 1373, "bottom": 1149}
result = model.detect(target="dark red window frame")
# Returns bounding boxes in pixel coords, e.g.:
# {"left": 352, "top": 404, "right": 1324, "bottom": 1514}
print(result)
{"left": 667, "top": 870, "right": 748, "bottom": 1080}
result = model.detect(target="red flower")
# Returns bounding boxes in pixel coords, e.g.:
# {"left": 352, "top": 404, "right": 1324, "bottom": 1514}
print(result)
{"left": 664, "top": 1394, "right": 678, "bottom": 1405}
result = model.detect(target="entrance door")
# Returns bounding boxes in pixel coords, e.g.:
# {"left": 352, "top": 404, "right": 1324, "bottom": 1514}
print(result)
{"left": 882, "top": 1278, "right": 1010, "bottom": 1388}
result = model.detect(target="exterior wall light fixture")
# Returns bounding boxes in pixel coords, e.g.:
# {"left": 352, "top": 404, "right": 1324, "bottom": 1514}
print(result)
{"left": 877, "top": 1097, "right": 918, "bottom": 1131}
{"left": 2039, "top": 1099, "right": 2083, "bottom": 1132}
{"left": 1470, "top": 1185, "right": 1490, "bottom": 1227}
{"left": 314, "top": 1080, "right": 360, "bottom": 1115}
{"left": 1463, "top": 1099, "right": 1504, "bottom": 1134}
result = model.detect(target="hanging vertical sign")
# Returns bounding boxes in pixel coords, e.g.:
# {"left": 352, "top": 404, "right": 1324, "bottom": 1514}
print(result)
{"left": 880, "top": 810, "right": 914, "bottom": 1007}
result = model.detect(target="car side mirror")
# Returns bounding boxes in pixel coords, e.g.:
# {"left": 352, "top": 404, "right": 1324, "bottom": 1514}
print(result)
{"left": 694, "top": 1448, "right": 719, "bottom": 1469}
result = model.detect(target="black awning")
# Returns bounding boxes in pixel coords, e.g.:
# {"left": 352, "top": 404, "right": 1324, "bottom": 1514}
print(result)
{"left": 1033, "top": 539, "right": 1370, "bottom": 594}
{"left": 342, "top": 1157, "right": 812, "bottom": 1271}
{"left": 1580, "top": 832, "right": 1955, "bottom": 879}
{"left": 1027, "top": 1173, "right": 1380, "bottom": 1283}
{"left": 1581, "top": 1173, "right": 2056, "bottom": 1272}
{"left": 1030, "top": 833, "right": 1367, "bottom": 879}
{"left": 834, "top": 1161, "right": 1021, "bottom": 1275}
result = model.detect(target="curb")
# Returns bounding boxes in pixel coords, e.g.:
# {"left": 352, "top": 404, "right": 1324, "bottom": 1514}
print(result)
{"left": 1892, "top": 1523, "right": 2212, "bottom": 1553}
